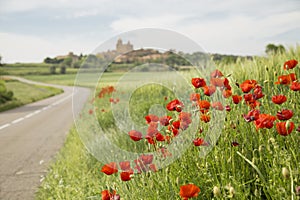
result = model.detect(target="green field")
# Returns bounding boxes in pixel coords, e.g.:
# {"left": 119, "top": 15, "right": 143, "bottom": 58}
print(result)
{"left": 0, "top": 80, "right": 63, "bottom": 112}
{"left": 34, "top": 46, "right": 300, "bottom": 200}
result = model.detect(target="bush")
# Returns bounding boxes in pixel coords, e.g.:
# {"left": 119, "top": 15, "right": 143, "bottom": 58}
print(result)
{"left": 0, "top": 80, "right": 14, "bottom": 104}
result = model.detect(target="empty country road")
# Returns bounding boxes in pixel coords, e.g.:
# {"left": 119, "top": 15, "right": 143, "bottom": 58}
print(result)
{"left": 0, "top": 77, "right": 90, "bottom": 200}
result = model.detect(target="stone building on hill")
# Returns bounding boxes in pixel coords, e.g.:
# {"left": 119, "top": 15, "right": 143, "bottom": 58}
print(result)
{"left": 116, "top": 39, "right": 133, "bottom": 54}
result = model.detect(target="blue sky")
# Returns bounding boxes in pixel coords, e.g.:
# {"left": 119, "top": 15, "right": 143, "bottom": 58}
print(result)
{"left": 0, "top": 0, "right": 299, "bottom": 63}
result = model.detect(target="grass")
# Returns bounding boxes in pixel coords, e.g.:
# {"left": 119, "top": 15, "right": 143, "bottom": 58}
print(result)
{"left": 0, "top": 80, "right": 63, "bottom": 112}
{"left": 37, "top": 47, "right": 300, "bottom": 199}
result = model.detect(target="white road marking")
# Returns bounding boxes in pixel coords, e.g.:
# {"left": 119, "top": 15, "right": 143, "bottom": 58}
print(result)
{"left": 0, "top": 123, "right": 11, "bottom": 130}
{"left": 0, "top": 93, "right": 74, "bottom": 131}
{"left": 12, "top": 117, "right": 24, "bottom": 124}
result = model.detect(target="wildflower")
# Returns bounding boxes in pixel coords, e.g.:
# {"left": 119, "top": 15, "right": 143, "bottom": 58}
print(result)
{"left": 203, "top": 85, "right": 216, "bottom": 96}
{"left": 222, "top": 89, "right": 232, "bottom": 98}
{"left": 276, "top": 121, "right": 294, "bottom": 136}
{"left": 210, "top": 69, "right": 223, "bottom": 78}
{"left": 254, "top": 114, "right": 276, "bottom": 129}
{"left": 101, "top": 190, "right": 120, "bottom": 200}
{"left": 101, "top": 162, "right": 118, "bottom": 175}
{"left": 275, "top": 73, "right": 296, "bottom": 85}
{"left": 212, "top": 102, "right": 224, "bottom": 111}
{"left": 198, "top": 100, "right": 210, "bottom": 113}
{"left": 193, "top": 138, "right": 208, "bottom": 146}
{"left": 211, "top": 77, "right": 224, "bottom": 87}
{"left": 283, "top": 59, "right": 298, "bottom": 70}
{"left": 231, "top": 141, "right": 239, "bottom": 147}
{"left": 191, "top": 78, "right": 206, "bottom": 88}
{"left": 253, "top": 85, "right": 264, "bottom": 100}
{"left": 166, "top": 99, "right": 184, "bottom": 112}
{"left": 172, "top": 120, "right": 181, "bottom": 129}
{"left": 290, "top": 81, "right": 300, "bottom": 91}
{"left": 240, "top": 79, "right": 257, "bottom": 93}
{"left": 155, "top": 132, "right": 165, "bottom": 141}
{"left": 232, "top": 95, "right": 242, "bottom": 104}
{"left": 120, "top": 171, "right": 133, "bottom": 181}
{"left": 272, "top": 94, "right": 287, "bottom": 104}
{"left": 276, "top": 109, "right": 293, "bottom": 120}
{"left": 128, "top": 130, "right": 143, "bottom": 141}
{"left": 139, "top": 154, "right": 153, "bottom": 165}
{"left": 243, "top": 109, "right": 260, "bottom": 122}
{"left": 159, "top": 116, "right": 172, "bottom": 126}
{"left": 179, "top": 184, "right": 200, "bottom": 200}
{"left": 145, "top": 114, "right": 159, "bottom": 124}
{"left": 190, "top": 93, "right": 200, "bottom": 101}
{"left": 88, "top": 109, "right": 93, "bottom": 115}
{"left": 200, "top": 114, "right": 210, "bottom": 123}
{"left": 225, "top": 105, "right": 231, "bottom": 112}
{"left": 119, "top": 161, "right": 131, "bottom": 171}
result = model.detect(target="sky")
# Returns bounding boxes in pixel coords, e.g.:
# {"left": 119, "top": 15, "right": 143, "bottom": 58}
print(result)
{"left": 0, "top": 0, "right": 299, "bottom": 63}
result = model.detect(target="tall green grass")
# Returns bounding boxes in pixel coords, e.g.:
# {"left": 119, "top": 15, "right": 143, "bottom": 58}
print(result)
{"left": 37, "top": 46, "right": 300, "bottom": 199}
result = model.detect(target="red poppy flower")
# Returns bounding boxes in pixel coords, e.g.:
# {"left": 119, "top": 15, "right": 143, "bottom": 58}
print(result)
{"left": 283, "top": 59, "right": 298, "bottom": 70}
{"left": 166, "top": 99, "right": 184, "bottom": 112}
{"left": 120, "top": 171, "right": 132, "bottom": 181}
{"left": 254, "top": 114, "right": 276, "bottom": 129}
{"left": 147, "top": 122, "right": 158, "bottom": 138}
{"left": 222, "top": 89, "right": 232, "bottom": 98}
{"left": 246, "top": 99, "right": 260, "bottom": 109}
{"left": 155, "top": 132, "right": 165, "bottom": 141}
{"left": 172, "top": 120, "right": 181, "bottom": 129}
{"left": 232, "top": 95, "right": 242, "bottom": 104}
{"left": 179, "top": 112, "right": 192, "bottom": 124}
{"left": 243, "top": 109, "right": 260, "bottom": 122}
{"left": 179, "top": 184, "right": 200, "bottom": 200}
{"left": 198, "top": 100, "right": 210, "bottom": 113}
{"left": 128, "top": 130, "right": 143, "bottom": 141}
{"left": 275, "top": 73, "right": 296, "bottom": 85}
{"left": 231, "top": 141, "right": 239, "bottom": 147}
{"left": 211, "top": 77, "right": 224, "bottom": 87}
{"left": 158, "top": 147, "right": 172, "bottom": 158}
{"left": 225, "top": 105, "right": 231, "bottom": 112}
{"left": 223, "top": 78, "right": 232, "bottom": 90}
{"left": 88, "top": 109, "right": 93, "bottom": 115}
{"left": 159, "top": 116, "right": 172, "bottom": 126}
{"left": 276, "top": 109, "right": 293, "bottom": 120}
{"left": 276, "top": 121, "right": 294, "bottom": 136}
{"left": 145, "top": 114, "right": 159, "bottom": 124}
{"left": 253, "top": 85, "right": 264, "bottom": 100}
{"left": 203, "top": 85, "right": 216, "bottom": 96}
{"left": 240, "top": 80, "right": 257, "bottom": 93}
{"left": 101, "top": 190, "right": 120, "bottom": 200}
{"left": 200, "top": 114, "right": 210, "bottom": 123}
{"left": 149, "top": 163, "right": 157, "bottom": 172}
{"left": 101, "top": 162, "right": 118, "bottom": 175}
{"left": 119, "top": 161, "right": 131, "bottom": 171}
{"left": 145, "top": 136, "right": 155, "bottom": 144}
{"left": 210, "top": 69, "right": 223, "bottom": 78}
{"left": 193, "top": 138, "right": 208, "bottom": 146}
{"left": 272, "top": 94, "right": 287, "bottom": 104}
{"left": 190, "top": 93, "right": 200, "bottom": 101}
{"left": 139, "top": 154, "right": 153, "bottom": 165}
{"left": 290, "top": 81, "right": 300, "bottom": 91}
{"left": 211, "top": 102, "right": 224, "bottom": 111}
{"left": 191, "top": 78, "right": 206, "bottom": 88}
{"left": 172, "top": 128, "right": 179, "bottom": 136}
{"left": 243, "top": 93, "right": 253, "bottom": 102}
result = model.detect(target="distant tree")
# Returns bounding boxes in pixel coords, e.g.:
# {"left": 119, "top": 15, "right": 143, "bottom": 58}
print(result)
{"left": 0, "top": 55, "right": 2, "bottom": 66}
{"left": 60, "top": 66, "right": 66, "bottom": 74}
{"left": 0, "top": 80, "right": 14, "bottom": 104}
{"left": 62, "top": 57, "right": 72, "bottom": 67}
{"left": 265, "top": 43, "right": 286, "bottom": 55}
{"left": 50, "top": 66, "right": 56, "bottom": 74}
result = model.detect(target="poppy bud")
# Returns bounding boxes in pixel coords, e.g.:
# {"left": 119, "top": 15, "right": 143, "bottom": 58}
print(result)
{"left": 282, "top": 167, "right": 290, "bottom": 179}
{"left": 213, "top": 186, "right": 221, "bottom": 197}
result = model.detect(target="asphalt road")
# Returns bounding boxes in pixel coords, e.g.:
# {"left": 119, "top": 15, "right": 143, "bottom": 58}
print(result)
{"left": 0, "top": 77, "right": 90, "bottom": 200}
